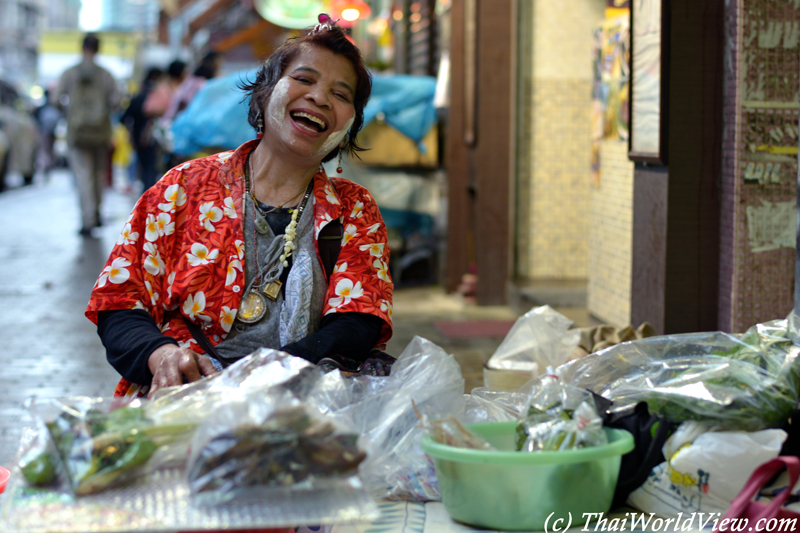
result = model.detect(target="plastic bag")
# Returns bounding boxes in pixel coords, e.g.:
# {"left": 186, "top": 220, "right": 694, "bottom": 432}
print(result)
{"left": 556, "top": 317, "right": 800, "bottom": 431}
{"left": 627, "top": 421, "right": 787, "bottom": 520}
{"left": 147, "top": 348, "right": 322, "bottom": 426}
{"left": 463, "top": 387, "right": 528, "bottom": 423}
{"left": 515, "top": 375, "right": 608, "bottom": 452}
{"left": 187, "top": 388, "right": 366, "bottom": 506}
{"left": 486, "top": 305, "right": 580, "bottom": 374}
{"left": 306, "top": 336, "right": 465, "bottom": 501}
{"left": 413, "top": 401, "right": 494, "bottom": 450}
{"left": 22, "top": 396, "right": 196, "bottom": 496}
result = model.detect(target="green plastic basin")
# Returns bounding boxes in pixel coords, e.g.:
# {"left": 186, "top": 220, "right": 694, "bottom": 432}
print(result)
{"left": 421, "top": 422, "right": 634, "bottom": 531}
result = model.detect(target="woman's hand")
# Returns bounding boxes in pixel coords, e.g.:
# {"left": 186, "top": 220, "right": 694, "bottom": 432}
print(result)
{"left": 147, "top": 344, "right": 218, "bottom": 398}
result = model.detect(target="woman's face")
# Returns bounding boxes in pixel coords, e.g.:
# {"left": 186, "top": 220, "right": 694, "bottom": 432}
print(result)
{"left": 262, "top": 45, "right": 357, "bottom": 162}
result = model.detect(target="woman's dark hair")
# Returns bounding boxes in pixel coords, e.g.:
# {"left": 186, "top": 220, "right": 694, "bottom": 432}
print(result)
{"left": 239, "top": 24, "right": 372, "bottom": 163}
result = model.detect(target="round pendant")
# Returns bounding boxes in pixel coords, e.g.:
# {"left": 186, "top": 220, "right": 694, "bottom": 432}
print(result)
{"left": 255, "top": 215, "right": 270, "bottom": 235}
{"left": 238, "top": 290, "right": 267, "bottom": 324}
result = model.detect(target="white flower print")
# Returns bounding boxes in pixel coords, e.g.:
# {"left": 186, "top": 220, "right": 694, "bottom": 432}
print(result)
{"left": 143, "top": 242, "right": 166, "bottom": 276}
{"left": 178, "top": 338, "right": 197, "bottom": 349}
{"left": 166, "top": 271, "right": 176, "bottom": 300}
{"left": 226, "top": 259, "right": 243, "bottom": 286}
{"left": 234, "top": 239, "right": 245, "bottom": 260}
{"left": 315, "top": 214, "right": 334, "bottom": 238}
{"left": 186, "top": 243, "right": 220, "bottom": 266}
{"left": 360, "top": 242, "right": 385, "bottom": 257}
{"left": 198, "top": 202, "right": 223, "bottom": 232}
{"left": 342, "top": 224, "right": 360, "bottom": 245}
{"left": 333, "top": 262, "right": 348, "bottom": 273}
{"left": 156, "top": 212, "right": 175, "bottom": 236}
{"left": 144, "top": 280, "right": 160, "bottom": 307}
{"left": 217, "top": 151, "right": 233, "bottom": 164}
{"left": 117, "top": 223, "right": 139, "bottom": 245}
{"left": 380, "top": 299, "right": 393, "bottom": 319}
{"left": 182, "top": 291, "right": 209, "bottom": 321}
{"left": 373, "top": 259, "right": 391, "bottom": 282}
{"left": 159, "top": 184, "right": 187, "bottom": 212}
{"left": 223, "top": 196, "right": 237, "bottom": 218}
{"left": 350, "top": 201, "right": 364, "bottom": 219}
{"left": 324, "top": 185, "right": 340, "bottom": 205}
{"left": 367, "top": 223, "right": 381, "bottom": 234}
{"left": 97, "top": 257, "right": 131, "bottom": 288}
{"left": 134, "top": 301, "right": 146, "bottom": 311}
{"left": 328, "top": 279, "right": 363, "bottom": 308}
{"left": 176, "top": 162, "right": 191, "bottom": 171}
{"left": 220, "top": 306, "right": 237, "bottom": 332}
{"left": 144, "top": 213, "right": 160, "bottom": 242}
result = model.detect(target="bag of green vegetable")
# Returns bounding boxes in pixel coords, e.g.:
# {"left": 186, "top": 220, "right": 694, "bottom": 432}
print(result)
{"left": 186, "top": 387, "right": 367, "bottom": 506}
{"left": 557, "top": 315, "right": 800, "bottom": 431}
{"left": 516, "top": 375, "right": 608, "bottom": 451}
{"left": 22, "top": 396, "right": 196, "bottom": 496}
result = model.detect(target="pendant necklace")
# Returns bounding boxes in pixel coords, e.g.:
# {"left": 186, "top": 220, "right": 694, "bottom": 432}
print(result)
{"left": 238, "top": 153, "right": 315, "bottom": 324}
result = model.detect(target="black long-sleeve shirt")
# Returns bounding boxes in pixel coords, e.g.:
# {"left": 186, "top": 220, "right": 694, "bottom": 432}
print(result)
{"left": 97, "top": 309, "right": 382, "bottom": 385}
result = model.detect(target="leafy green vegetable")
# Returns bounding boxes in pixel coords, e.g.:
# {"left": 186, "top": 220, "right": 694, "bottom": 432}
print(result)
{"left": 30, "top": 403, "right": 195, "bottom": 495}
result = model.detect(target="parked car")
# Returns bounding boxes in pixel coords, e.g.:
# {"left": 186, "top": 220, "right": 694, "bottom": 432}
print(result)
{"left": 0, "top": 79, "right": 38, "bottom": 191}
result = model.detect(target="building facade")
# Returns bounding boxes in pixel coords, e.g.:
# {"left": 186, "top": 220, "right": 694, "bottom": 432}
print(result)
{"left": 0, "top": 0, "right": 46, "bottom": 91}
{"left": 100, "top": 0, "right": 160, "bottom": 32}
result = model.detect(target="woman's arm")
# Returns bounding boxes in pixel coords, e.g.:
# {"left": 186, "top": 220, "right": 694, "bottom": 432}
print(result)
{"left": 97, "top": 309, "right": 216, "bottom": 395}
{"left": 281, "top": 312, "right": 383, "bottom": 364}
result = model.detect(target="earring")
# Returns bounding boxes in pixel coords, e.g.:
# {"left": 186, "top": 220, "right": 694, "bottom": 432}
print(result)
{"left": 256, "top": 112, "right": 264, "bottom": 139}
{"left": 336, "top": 149, "right": 343, "bottom": 174}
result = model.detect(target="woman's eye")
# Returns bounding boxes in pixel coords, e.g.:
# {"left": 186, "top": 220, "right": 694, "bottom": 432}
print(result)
{"left": 294, "top": 76, "right": 312, "bottom": 84}
{"left": 335, "top": 92, "right": 351, "bottom": 102}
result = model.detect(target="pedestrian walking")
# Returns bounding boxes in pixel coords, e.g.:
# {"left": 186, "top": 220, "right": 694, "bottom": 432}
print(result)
{"left": 54, "top": 33, "right": 119, "bottom": 236}
{"left": 34, "top": 88, "right": 62, "bottom": 179}
{"left": 120, "top": 67, "right": 162, "bottom": 192}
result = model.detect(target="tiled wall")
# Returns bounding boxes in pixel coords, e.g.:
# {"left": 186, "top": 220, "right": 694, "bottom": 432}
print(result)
{"left": 587, "top": 140, "right": 634, "bottom": 327}
{"left": 719, "top": 0, "right": 799, "bottom": 332}
{"left": 515, "top": 0, "right": 605, "bottom": 281}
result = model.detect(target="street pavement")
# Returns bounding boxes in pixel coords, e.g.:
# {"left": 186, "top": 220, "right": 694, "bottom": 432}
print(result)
{"left": 0, "top": 168, "right": 594, "bottom": 470}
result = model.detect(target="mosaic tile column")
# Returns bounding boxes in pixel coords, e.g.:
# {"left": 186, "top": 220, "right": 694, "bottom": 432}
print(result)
{"left": 720, "top": 0, "right": 800, "bottom": 332}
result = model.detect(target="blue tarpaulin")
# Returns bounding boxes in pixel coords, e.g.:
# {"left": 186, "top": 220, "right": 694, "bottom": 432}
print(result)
{"left": 171, "top": 70, "right": 438, "bottom": 156}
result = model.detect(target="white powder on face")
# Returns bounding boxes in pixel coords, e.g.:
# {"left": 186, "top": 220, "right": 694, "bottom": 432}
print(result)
{"left": 315, "top": 115, "right": 355, "bottom": 157}
{"left": 267, "top": 77, "right": 291, "bottom": 132}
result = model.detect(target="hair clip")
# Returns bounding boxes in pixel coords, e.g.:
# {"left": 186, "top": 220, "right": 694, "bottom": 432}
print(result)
{"left": 312, "top": 13, "right": 340, "bottom": 34}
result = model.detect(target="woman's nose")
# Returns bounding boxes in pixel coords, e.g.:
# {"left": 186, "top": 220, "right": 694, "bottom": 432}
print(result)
{"left": 306, "top": 87, "right": 330, "bottom": 107}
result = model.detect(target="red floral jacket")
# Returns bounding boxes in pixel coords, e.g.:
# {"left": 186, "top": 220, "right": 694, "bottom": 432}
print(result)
{"left": 86, "top": 139, "right": 394, "bottom": 356}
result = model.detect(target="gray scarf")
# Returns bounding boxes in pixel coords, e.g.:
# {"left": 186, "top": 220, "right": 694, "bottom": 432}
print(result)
{"left": 214, "top": 193, "right": 327, "bottom": 360}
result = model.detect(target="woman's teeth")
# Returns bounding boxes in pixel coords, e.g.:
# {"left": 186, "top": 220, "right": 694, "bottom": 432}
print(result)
{"left": 291, "top": 111, "right": 327, "bottom": 132}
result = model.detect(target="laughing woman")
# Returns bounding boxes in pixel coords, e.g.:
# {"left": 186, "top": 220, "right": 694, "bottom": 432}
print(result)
{"left": 86, "top": 16, "right": 394, "bottom": 398}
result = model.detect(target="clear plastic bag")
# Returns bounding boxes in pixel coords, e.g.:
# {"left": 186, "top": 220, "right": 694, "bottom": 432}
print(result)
{"left": 516, "top": 375, "right": 608, "bottom": 452}
{"left": 413, "top": 401, "right": 495, "bottom": 449}
{"left": 463, "top": 387, "right": 529, "bottom": 423}
{"left": 557, "top": 316, "right": 800, "bottom": 431}
{"left": 486, "top": 305, "right": 580, "bottom": 373}
{"left": 187, "top": 388, "right": 366, "bottom": 506}
{"left": 306, "top": 336, "right": 466, "bottom": 501}
{"left": 147, "top": 348, "right": 322, "bottom": 427}
{"left": 22, "top": 396, "right": 196, "bottom": 496}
